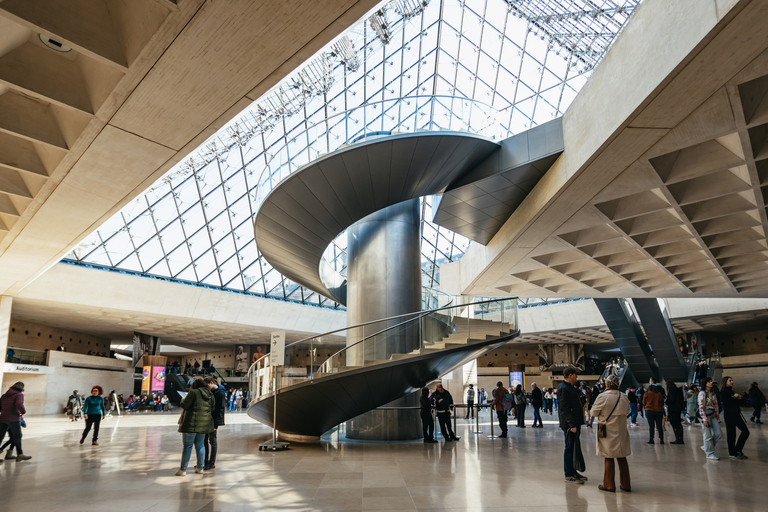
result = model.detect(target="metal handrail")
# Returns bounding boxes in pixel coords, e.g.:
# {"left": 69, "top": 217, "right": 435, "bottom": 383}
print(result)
{"left": 248, "top": 295, "right": 517, "bottom": 400}
{"left": 247, "top": 295, "right": 507, "bottom": 377}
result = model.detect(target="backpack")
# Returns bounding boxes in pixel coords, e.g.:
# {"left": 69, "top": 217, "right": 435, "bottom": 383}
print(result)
{"left": 502, "top": 392, "right": 514, "bottom": 411}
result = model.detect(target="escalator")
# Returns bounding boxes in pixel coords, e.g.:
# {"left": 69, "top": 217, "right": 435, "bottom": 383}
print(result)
{"left": 166, "top": 372, "right": 189, "bottom": 405}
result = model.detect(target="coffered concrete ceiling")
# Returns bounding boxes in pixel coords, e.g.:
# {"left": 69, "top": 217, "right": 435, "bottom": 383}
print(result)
{"left": 0, "top": 0, "right": 380, "bottom": 296}
{"left": 446, "top": 0, "right": 768, "bottom": 299}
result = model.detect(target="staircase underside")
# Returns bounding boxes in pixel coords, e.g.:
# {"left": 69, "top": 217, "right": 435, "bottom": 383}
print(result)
{"left": 247, "top": 330, "right": 520, "bottom": 437}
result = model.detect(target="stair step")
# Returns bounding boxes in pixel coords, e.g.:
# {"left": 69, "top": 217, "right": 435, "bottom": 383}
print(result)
{"left": 389, "top": 353, "right": 414, "bottom": 361}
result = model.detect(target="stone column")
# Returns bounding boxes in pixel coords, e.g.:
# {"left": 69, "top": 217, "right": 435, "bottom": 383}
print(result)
{"left": 0, "top": 296, "right": 12, "bottom": 387}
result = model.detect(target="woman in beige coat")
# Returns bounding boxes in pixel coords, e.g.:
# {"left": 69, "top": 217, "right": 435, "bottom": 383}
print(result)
{"left": 589, "top": 375, "right": 631, "bottom": 492}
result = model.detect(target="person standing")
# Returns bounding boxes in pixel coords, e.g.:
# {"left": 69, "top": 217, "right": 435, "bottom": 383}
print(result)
{"left": 514, "top": 384, "right": 527, "bottom": 428}
{"left": 420, "top": 387, "right": 437, "bottom": 443}
{"left": 531, "top": 383, "right": 544, "bottom": 428}
{"left": 433, "top": 383, "right": 458, "bottom": 442}
{"left": 636, "top": 386, "right": 645, "bottom": 419}
{"left": 720, "top": 376, "right": 749, "bottom": 460}
{"left": 465, "top": 384, "right": 475, "bottom": 419}
{"left": 748, "top": 382, "right": 764, "bottom": 424}
{"left": 477, "top": 388, "right": 488, "bottom": 416}
{"left": 492, "top": 381, "right": 508, "bottom": 438}
{"left": 626, "top": 386, "right": 638, "bottom": 425}
{"left": 590, "top": 375, "right": 631, "bottom": 493}
{"left": 558, "top": 368, "right": 587, "bottom": 484}
{"left": 580, "top": 382, "right": 592, "bottom": 426}
{"left": 176, "top": 378, "right": 214, "bottom": 476}
{"left": 665, "top": 381, "right": 685, "bottom": 444}
{"left": 643, "top": 384, "right": 665, "bottom": 444}
{"left": 203, "top": 377, "right": 226, "bottom": 470}
{"left": 686, "top": 384, "right": 699, "bottom": 424}
{"left": 698, "top": 377, "right": 722, "bottom": 460}
{"left": 67, "top": 390, "right": 83, "bottom": 421}
{"left": 544, "top": 388, "right": 554, "bottom": 414}
{"left": 0, "top": 382, "right": 31, "bottom": 461}
{"left": 80, "top": 386, "right": 106, "bottom": 446}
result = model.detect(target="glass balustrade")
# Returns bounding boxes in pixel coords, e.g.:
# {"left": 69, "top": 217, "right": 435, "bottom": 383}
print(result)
{"left": 248, "top": 295, "right": 517, "bottom": 403}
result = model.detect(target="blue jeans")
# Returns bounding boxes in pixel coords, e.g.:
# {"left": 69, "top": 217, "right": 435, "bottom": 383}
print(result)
{"left": 180, "top": 433, "right": 206, "bottom": 470}
{"left": 533, "top": 406, "right": 542, "bottom": 426}
{"left": 629, "top": 403, "right": 637, "bottom": 424}
{"left": 562, "top": 427, "right": 580, "bottom": 476}
{"left": 701, "top": 418, "right": 722, "bottom": 457}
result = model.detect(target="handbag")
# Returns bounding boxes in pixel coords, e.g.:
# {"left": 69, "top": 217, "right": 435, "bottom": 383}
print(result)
{"left": 597, "top": 394, "right": 620, "bottom": 439}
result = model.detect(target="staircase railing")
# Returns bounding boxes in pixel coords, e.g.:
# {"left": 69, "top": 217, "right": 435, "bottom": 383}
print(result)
{"left": 248, "top": 295, "right": 517, "bottom": 404}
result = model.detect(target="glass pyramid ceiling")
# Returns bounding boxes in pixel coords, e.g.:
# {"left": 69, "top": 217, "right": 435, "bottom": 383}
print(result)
{"left": 65, "top": 0, "right": 642, "bottom": 309}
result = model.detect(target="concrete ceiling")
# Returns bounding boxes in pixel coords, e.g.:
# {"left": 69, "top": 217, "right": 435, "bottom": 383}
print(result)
{"left": 447, "top": 0, "right": 768, "bottom": 299}
{"left": 0, "top": 0, "right": 380, "bottom": 297}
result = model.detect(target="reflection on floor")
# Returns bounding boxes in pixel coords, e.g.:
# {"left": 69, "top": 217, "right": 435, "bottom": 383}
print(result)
{"left": 1, "top": 408, "right": 764, "bottom": 511}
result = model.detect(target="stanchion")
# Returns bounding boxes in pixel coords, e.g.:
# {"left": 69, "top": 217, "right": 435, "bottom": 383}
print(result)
{"left": 473, "top": 406, "right": 483, "bottom": 434}
{"left": 259, "top": 366, "right": 289, "bottom": 451}
{"left": 488, "top": 408, "right": 499, "bottom": 439}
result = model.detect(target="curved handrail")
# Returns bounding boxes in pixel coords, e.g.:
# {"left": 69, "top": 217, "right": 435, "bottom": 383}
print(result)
{"left": 248, "top": 294, "right": 517, "bottom": 401}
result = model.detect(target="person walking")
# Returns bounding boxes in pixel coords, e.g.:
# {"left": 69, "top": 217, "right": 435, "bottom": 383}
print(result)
{"left": 433, "top": 383, "right": 458, "bottom": 442}
{"left": 465, "top": 384, "right": 475, "bottom": 419}
{"left": 698, "top": 377, "right": 722, "bottom": 460}
{"left": 420, "top": 387, "right": 437, "bottom": 443}
{"left": 492, "top": 381, "right": 509, "bottom": 438}
{"left": 643, "top": 384, "right": 665, "bottom": 444}
{"left": 531, "top": 383, "right": 544, "bottom": 428}
{"left": 590, "top": 375, "right": 631, "bottom": 493}
{"left": 720, "top": 376, "right": 749, "bottom": 460}
{"left": 665, "top": 381, "right": 685, "bottom": 445}
{"left": 748, "top": 382, "right": 764, "bottom": 424}
{"left": 0, "top": 382, "right": 31, "bottom": 462}
{"left": 175, "top": 378, "right": 214, "bottom": 476}
{"left": 558, "top": 368, "right": 587, "bottom": 484}
{"left": 514, "top": 384, "right": 527, "bottom": 428}
{"left": 80, "top": 386, "right": 106, "bottom": 446}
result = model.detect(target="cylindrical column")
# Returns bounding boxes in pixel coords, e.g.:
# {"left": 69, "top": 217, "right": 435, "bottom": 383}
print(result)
{"left": 346, "top": 198, "right": 421, "bottom": 365}
{"left": 0, "top": 296, "right": 12, "bottom": 387}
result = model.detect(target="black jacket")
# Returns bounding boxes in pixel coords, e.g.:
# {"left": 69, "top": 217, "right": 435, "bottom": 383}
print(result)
{"left": 531, "top": 387, "right": 543, "bottom": 408}
{"left": 433, "top": 389, "right": 453, "bottom": 412}
{"left": 557, "top": 381, "right": 585, "bottom": 429}
{"left": 420, "top": 393, "right": 434, "bottom": 413}
{"left": 665, "top": 386, "right": 685, "bottom": 413}
{"left": 211, "top": 386, "right": 227, "bottom": 427}
{"left": 720, "top": 387, "right": 742, "bottom": 419}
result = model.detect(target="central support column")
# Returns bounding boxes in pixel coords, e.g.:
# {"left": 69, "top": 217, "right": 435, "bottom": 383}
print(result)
{"left": 346, "top": 198, "right": 422, "bottom": 364}
{"left": 344, "top": 198, "right": 423, "bottom": 440}
{"left": 0, "top": 296, "right": 12, "bottom": 387}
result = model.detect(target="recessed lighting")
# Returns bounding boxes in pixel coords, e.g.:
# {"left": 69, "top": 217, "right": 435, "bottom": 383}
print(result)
{"left": 39, "top": 34, "right": 72, "bottom": 52}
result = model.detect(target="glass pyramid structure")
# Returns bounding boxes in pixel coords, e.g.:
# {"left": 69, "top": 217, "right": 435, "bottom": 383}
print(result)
{"left": 65, "top": 0, "right": 642, "bottom": 309}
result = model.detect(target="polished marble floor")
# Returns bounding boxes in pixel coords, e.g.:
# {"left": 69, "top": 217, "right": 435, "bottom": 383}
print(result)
{"left": 0, "top": 407, "right": 764, "bottom": 511}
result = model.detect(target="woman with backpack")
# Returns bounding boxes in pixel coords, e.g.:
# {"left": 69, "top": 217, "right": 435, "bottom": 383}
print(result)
{"left": 175, "top": 378, "right": 214, "bottom": 476}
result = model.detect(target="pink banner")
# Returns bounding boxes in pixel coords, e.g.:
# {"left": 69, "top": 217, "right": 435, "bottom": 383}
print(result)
{"left": 151, "top": 366, "right": 165, "bottom": 393}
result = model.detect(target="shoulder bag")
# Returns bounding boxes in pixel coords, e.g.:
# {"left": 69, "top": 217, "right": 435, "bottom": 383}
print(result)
{"left": 597, "top": 394, "right": 620, "bottom": 439}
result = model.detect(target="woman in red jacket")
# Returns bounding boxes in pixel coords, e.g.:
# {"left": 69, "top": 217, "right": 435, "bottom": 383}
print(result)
{"left": 643, "top": 384, "right": 665, "bottom": 444}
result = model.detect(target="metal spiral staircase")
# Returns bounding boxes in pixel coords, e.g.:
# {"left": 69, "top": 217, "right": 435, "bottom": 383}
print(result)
{"left": 247, "top": 295, "right": 519, "bottom": 437}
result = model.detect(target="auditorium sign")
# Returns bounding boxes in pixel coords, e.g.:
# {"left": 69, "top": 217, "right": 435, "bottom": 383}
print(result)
{"left": 3, "top": 363, "right": 53, "bottom": 374}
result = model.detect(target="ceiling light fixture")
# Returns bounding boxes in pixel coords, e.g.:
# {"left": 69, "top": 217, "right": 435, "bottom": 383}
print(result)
{"left": 39, "top": 34, "right": 72, "bottom": 52}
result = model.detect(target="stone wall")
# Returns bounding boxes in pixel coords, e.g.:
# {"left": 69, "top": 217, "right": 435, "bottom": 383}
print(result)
{"left": 8, "top": 319, "right": 111, "bottom": 355}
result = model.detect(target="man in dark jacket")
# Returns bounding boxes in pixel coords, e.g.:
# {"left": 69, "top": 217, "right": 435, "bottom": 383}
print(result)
{"left": 492, "top": 381, "right": 509, "bottom": 437}
{"left": 531, "top": 383, "right": 544, "bottom": 428}
{"left": 558, "top": 368, "right": 586, "bottom": 484}
{"left": 433, "top": 383, "right": 459, "bottom": 442}
{"left": 203, "top": 377, "right": 227, "bottom": 470}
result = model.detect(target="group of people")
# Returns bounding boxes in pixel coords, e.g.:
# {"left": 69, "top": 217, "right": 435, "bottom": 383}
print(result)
{"left": 175, "top": 376, "right": 227, "bottom": 475}
{"left": 125, "top": 393, "right": 171, "bottom": 412}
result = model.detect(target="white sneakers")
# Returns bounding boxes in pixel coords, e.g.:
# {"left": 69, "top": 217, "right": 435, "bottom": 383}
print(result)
{"left": 175, "top": 469, "right": 186, "bottom": 476}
